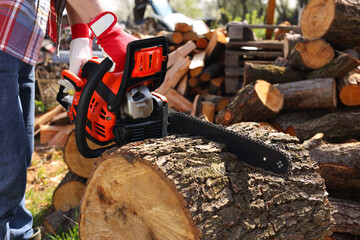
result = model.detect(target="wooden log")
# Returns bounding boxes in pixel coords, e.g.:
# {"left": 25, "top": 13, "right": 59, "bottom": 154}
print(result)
{"left": 167, "top": 41, "right": 196, "bottom": 68}
{"left": 274, "top": 21, "right": 291, "bottom": 40}
{"left": 157, "top": 56, "right": 191, "bottom": 95}
{"left": 196, "top": 37, "right": 208, "bottom": 49}
{"left": 305, "top": 51, "right": 360, "bottom": 80}
{"left": 79, "top": 122, "right": 334, "bottom": 239}
{"left": 209, "top": 76, "right": 225, "bottom": 95}
{"left": 215, "top": 80, "right": 284, "bottom": 126}
{"left": 303, "top": 137, "right": 360, "bottom": 201}
{"left": 47, "top": 124, "right": 74, "bottom": 147}
{"left": 243, "top": 62, "right": 305, "bottom": 85}
{"left": 283, "top": 33, "right": 305, "bottom": 59}
{"left": 338, "top": 69, "right": 360, "bottom": 106}
{"left": 193, "top": 93, "right": 229, "bottom": 117}
{"left": 285, "top": 107, "right": 360, "bottom": 141}
{"left": 40, "top": 125, "right": 65, "bottom": 145}
{"left": 183, "top": 30, "right": 198, "bottom": 42}
{"left": 175, "top": 22, "right": 192, "bottom": 33}
{"left": 287, "top": 39, "right": 334, "bottom": 70}
{"left": 43, "top": 207, "right": 79, "bottom": 234}
{"left": 205, "top": 29, "right": 227, "bottom": 65}
{"left": 188, "top": 77, "right": 200, "bottom": 88}
{"left": 35, "top": 105, "right": 64, "bottom": 132}
{"left": 63, "top": 130, "right": 101, "bottom": 178}
{"left": 176, "top": 74, "right": 188, "bottom": 96}
{"left": 200, "top": 63, "right": 223, "bottom": 82}
{"left": 164, "top": 88, "right": 192, "bottom": 112}
{"left": 157, "top": 31, "right": 183, "bottom": 45}
{"left": 300, "top": 0, "right": 360, "bottom": 50}
{"left": 329, "top": 198, "right": 360, "bottom": 235}
{"left": 53, "top": 171, "right": 87, "bottom": 211}
{"left": 201, "top": 101, "right": 216, "bottom": 122}
{"left": 189, "top": 51, "right": 206, "bottom": 78}
{"left": 274, "top": 78, "right": 337, "bottom": 111}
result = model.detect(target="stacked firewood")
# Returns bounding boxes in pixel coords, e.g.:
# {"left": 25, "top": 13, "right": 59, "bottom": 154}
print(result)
{"left": 214, "top": 0, "right": 360, "bottom": 238}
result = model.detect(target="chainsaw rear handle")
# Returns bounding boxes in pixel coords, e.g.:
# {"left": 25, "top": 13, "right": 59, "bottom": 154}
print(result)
{"left": 75, "top": 57, "right": 115, "bottom": 158}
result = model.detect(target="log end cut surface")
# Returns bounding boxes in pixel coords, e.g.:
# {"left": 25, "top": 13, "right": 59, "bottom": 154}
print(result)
{"left": 295, "top": 39, "right": 334, "bottom": 69}
{"left": 339, "top": 85, "right": 360, "bottom": 106}
{"left": 255, "top": 80, "right": 284, "bottom": 113}
{"left": 300, "top": 0, "right": 335, "bottom": 40}
{"left": 79, "top": 155, "right": 199, "bottom": 240}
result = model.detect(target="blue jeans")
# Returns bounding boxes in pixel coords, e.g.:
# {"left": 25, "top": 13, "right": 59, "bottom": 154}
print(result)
{"left": 0, "top": 51, "right": 34, "bottom": 240}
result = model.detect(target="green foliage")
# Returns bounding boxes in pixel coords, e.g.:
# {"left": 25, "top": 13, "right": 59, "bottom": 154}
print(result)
{"left": 245, "top": 10, "right": 266, "bottom": 39}
{"left": 170, "top": 0, "right": 204, "bottom": 19}
{"left": 46, "top": 222, "right": 79, "bottom": 240}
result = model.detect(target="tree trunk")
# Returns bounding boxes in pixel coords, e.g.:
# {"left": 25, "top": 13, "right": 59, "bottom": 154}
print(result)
{"left": 63, "top": 130, "right": 100, "bottom": 179}
{"left": 305, "top": 51, "right": 360, "bottom": 80}
{"left": 43, "top": 207, "right": 79, "bottom": 234}
{"left": 244, "top": 62, "right": 305, "bottom": 85}
{"left": 338, "top": 69, "right": 360, "bottom": 106}
{"left": 287, "top": 39, "right": 334, "bottom": 70}
{"left": 79, "top": 122, "right": 334, "bottom": 240}
{"left": 53, "top": 171, "right": 87, "bottom": 211}
{"left": 329, "top": 197, "right": 360, "bottom": 235}
{"left": 285, "top": 107, "right": 360, "bottom": 141}
{"left": 300, "top": 0, "right": 360, "bottom": 50}
{"left": 215, "top": 80, "right": 284, "bottom": 126}
{"left": 303, "top": 138, "right": 360, "bottom": 201}
{"left": 274, "top": 78, "right": 337, "bottom": 111}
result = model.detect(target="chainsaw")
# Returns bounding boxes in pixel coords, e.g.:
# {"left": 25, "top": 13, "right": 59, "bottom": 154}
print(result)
{"left": 57, "top": 36, "right": 290, "bottom": 174}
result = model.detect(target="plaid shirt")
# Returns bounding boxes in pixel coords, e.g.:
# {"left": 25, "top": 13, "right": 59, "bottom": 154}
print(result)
{"left": 0, "top": 0, "right": 66, "bottom": 65}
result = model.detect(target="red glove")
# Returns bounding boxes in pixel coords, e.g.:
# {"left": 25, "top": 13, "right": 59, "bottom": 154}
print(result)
{"left": 88, "top": 11, "right": 138, "bottom": 72}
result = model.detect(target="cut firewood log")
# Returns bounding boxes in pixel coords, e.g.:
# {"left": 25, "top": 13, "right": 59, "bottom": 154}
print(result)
{"left": 50, "top": 111, "right": 71, "bottom": 125}
{"left": 215, "top": 80, "right": 284, "bottom": 126}
{"left": 287, "top": 39, "right": 334, "bottom": 70}
{"left": 205, "top": 29, "right": 227, "bottom": 65}
{"left": 164, "top": 88, "right": 192, "bottom": 112}
{"left": 274, "top": 21, "right": 291, "bottom": 40}
{"left": 196, "top": 37, "right": 208, "bottom": 49}
{"left": 189, "top": 51, "right": 206, "bottom": 78}
{"left": 243, "top": 62, "right": 305, "bottom": 85}
{"left": 300, "top": 0, "right": 360, "bottom": 50}
{"left": 47, "top": 124, "right": 74, "bottom": 147}
{"left": 43, "top": 206, "right": 79, "bottom": 234}
{"left": 270, "top": 109, "right": 331, "bottom": 133}
{"left": 167, "top": 40, "right": 196, "bottom": 68}
{"left": 329, "top": 198, "right": 360, "bottom": 236}
{"left": 209, "top": 76, "right": 225, "bottom": 95}
{"left": 63, "top": 130, "right": 101, "bottom": 178}
{"left": 188, "top": 77, "right": 200, "bottom": 88}
{"left": 157, "top": 56, "right": 191, "bottom": 95}
{"left": 53, "top": 171, "right": 87, "bottom": 211}
{"left": 176, "top": 74, "right": 188, "bottom": 96}
{"left": 338, "top": 69, "right": 360, "bottom": 106}
{"left": 306, "top": 51, "right": 360, "bottom": 80}
{"left": 35, "top": 105, "right": 64, "bottom": 132}
{"left": 303, "top": 137, "right": 360, "bottom": 201}
{"left": 183, "top": 30, "right": 198, "bottom": 42}
{"left": 200, "top": 62, "right": 223, "bottom": 82}
{"left": 79, "top": 122, "right": 334, "bottom": 240}
{"left": 274, "top": 78, "right": 337, "bottom": 111}
{"left": 157, "top": 30, "right": 183, "bottom": 45}
{"left": 193, "top": 93, "right": 229, "bottom": 117}
{"left": 175, "top": 22, "right": 192, "bottom": 33}
{"left": 201, "top": 101, "right": 215, "bottom": 122}
{"left": 283, "top": 33, "right": 305, "bottom": 59}
{"left": 284, "top": 107, "right": 360, "bottom": 141}
{"left": 40, "top": 125, "right": 65, "bottom": 145}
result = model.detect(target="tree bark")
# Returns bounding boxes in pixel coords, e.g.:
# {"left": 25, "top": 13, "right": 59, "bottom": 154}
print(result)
{"left": 79, "top": 122, "right": 334, "bottom": 240}
{"left": 53, "top": 171, "right": 87, "bottom": 211}
{"left": 244, "top": 62, "right": 305, "bottom": 85}
{"left": 216, "top": 80, "right": 284, "bottom": 126}
{"left": 274, "top": 78, "right": 337, "bottom": 111}
{"left": 305, "top": 51, "right": 360, "bottom": 80}
{"left": 43, "top": 207, "right": 79, "bottom": 234}
{"left": 329, "top": 197, "right": 360, "bottom": 235}
{"left": 285, "top": 107, "right": 360, "bottom": 141}
{"left": 300, "top": 0, "right": 360, "bottom": 50}
{"left": 283, "top": 33, "right": 305, "bottom": 59}
{"left": 303, "top": 138, "right": 360, "bottom": 201}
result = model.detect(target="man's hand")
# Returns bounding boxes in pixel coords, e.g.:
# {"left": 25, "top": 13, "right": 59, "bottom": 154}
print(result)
{"left": 58, "top": 23, "right": 92, "bottom": 93}
{"left": 88, "top": 11, "right": 138, "bottom": 72}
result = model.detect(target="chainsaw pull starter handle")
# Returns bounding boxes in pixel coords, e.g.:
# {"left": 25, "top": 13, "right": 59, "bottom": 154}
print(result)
{"left": 75, "top": 57, "right": 115, "bottom": 158}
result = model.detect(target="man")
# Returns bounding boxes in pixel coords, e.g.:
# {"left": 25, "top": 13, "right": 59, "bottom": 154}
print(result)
{"left": 0, "top": 0, "right": 136, "bottom": 239}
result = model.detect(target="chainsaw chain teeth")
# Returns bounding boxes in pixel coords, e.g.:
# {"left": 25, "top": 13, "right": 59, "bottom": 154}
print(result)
{"left": 168, "top": 109, "right": 291, "bottom": 174}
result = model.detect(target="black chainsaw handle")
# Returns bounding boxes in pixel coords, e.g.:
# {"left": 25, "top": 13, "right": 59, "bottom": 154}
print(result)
{"left": 75, "top": 58, "right": 114, "bottom": 158}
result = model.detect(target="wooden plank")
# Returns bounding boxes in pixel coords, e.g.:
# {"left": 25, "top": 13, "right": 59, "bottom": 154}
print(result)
{"left": 226, "top": 50, "right": 282, "bottom": 59}
{"left": 265, "top": 0, "right": 276, "bottom": 39}
{"left": 226, "top": 40, "right": 284, "bottom": 50}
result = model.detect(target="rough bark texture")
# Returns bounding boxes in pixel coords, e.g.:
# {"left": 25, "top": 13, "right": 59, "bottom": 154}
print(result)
{"left": 244, "top": 63, "right": 305, "bottom": 85}
{"left": 305, "top": 52, "right": 360, "bottom": 80}
{"left": 215, "top": 81, "right": 284, "bottom": 126}
{"left": 304, "top": 138, "right": 360, "bottom": 201}
{"left": 274, "top": 78, "right": 337, "bottom": 111}
{"left": 286, "top": 107, "right": 360, "bottom": 141}
{"left": 300, "top": 0, "right": 360, "bottom": 50}
{"left": 43, "top": 207, "right": 79, "bottom": 234}
{"left": 329, "top": 197, "right": 360, "bottom": 235}
{"left": 283, "top": 33, "right": 305, "bottom": 59}
{"left": 79, "top": 122, "right": 334, "bottom": 240}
